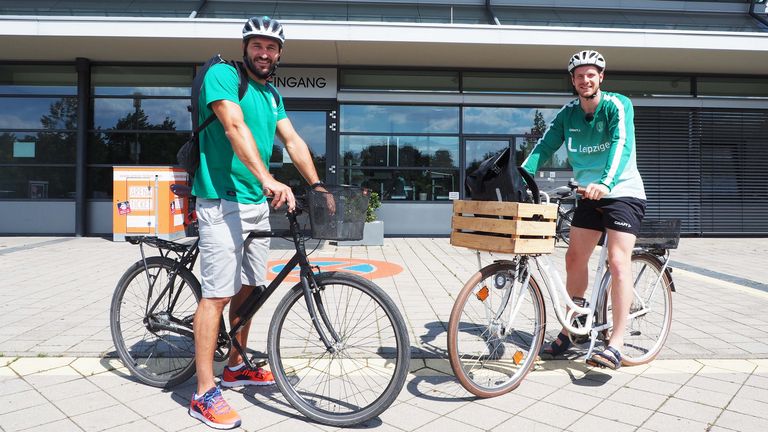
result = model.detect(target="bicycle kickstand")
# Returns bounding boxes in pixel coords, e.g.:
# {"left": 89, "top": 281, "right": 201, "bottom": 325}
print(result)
{"left": 585, "top": 328, "right": 600, "bottom": 360}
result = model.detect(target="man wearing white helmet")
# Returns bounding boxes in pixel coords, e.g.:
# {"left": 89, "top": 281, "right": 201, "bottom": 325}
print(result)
{"left": 523, "top": 50, "right": 646, "bottom": 370}
{"left": 188, "top": 16, "right": 325, "bottom": 429}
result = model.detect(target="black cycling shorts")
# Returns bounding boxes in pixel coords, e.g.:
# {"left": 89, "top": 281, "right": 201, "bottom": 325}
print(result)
{"left": 571, "top": 197, "right": 646, "bottom": 236}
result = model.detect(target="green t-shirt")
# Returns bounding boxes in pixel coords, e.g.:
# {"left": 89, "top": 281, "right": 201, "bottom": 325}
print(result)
{"left": 522, "top": 91, "right": 645, "bottom": 199}
{"left": 191, "top": 63, "right": 287, "bottom": 204}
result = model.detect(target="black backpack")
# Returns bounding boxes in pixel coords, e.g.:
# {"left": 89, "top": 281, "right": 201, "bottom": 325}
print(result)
{"left": 465, "top": 146, "right": 540, "bottom": 204}
{"left": 177, "top": 54, "right": 282, "bottom": 180}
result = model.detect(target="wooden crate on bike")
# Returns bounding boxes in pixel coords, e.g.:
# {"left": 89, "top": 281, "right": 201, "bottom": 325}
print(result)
{"left": 450, "top": 200, "right": 557, "bottom": 254}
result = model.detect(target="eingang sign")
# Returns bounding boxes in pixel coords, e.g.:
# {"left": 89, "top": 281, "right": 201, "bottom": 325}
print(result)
{"left": 271, "top": 67, "right": 337, "bottom": 98}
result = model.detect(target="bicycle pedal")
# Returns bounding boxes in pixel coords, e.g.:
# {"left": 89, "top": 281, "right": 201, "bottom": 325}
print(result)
{"left": 249, "top": 359, "right": 267, "bottom": 369}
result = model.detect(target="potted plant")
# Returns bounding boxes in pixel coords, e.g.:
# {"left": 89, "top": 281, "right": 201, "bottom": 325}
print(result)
{"left": 414, "top": 174, "right": 431, "bottom": 201}
{"left": 338, "top": 191, "right": 384, "bottom": 246}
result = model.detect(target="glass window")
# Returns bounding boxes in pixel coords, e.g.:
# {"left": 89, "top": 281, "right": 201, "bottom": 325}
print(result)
{"left": 463, "top": 72, "right": 572, "bottom": 95}
{"left": 0, "top": 166, "right": 76, "bottom": 199}
{"left": 340, "top": 69, "right": 459, "bottom": 92}
{"left": 516, "top": 109, "right": 570, "bottom": 170}
{"left": 341, "top": 168, "right": 459, "bottom": 201}
{"left": 88, "top": 132, "right": 188, "bottom": 165}
{"left": 0, "top": 131, "right": 76, "bottom": 164}
{"left": 93, "top": 98, "right": 191, "bottom": 130}
{"left": 465, "top": 140, "right": 513, "bottom": 173}
{"left": 697, "top": 77, "right": 768, "bottom": 98}
{"left": 607, "top": 75, "right": 691, "bottom": 97}
{"left": 92, "top": 65, "right": 192, "bottom": 96}
{"left": 87, "top": 167, "right": 115, "bottom": 199}
{"left": 0, "top": 97, "right": 78, "bottom": 130}
{"left": 0, "top": 65, "right": 76, "bottom": 95}
{"left": 464, "top": 107, "right": 558, "bottom": 135}
{"left": 271, "top": 110, "right": 328, "bottom": 188}
{"left": 341, "top": 136, "right": 459, "bottom": 169}
{"left": 339, "top": 104, "right": 459, "bottom": 201}
{"left": 341, "top": 105, "right": 459, "bottom": 134}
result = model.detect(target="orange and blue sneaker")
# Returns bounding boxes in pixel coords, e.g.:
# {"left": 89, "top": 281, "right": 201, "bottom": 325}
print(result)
{"left": 221, "top": 363, "right": 275, "bottom": 388}
{"left": 188, "top": 386, "right": 241, "bottom": 430}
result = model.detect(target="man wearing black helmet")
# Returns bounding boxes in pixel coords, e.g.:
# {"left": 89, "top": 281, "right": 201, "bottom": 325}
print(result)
{"left": 188, "top": 16, "right": 325, "bottom": 429}
{"left": 522, "top": 50, "right": 646, "bottom": 371}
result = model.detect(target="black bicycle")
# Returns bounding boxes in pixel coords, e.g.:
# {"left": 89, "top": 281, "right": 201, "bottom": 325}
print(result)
{"left": 109, "top": 185, "right": 410, "bottom": 427}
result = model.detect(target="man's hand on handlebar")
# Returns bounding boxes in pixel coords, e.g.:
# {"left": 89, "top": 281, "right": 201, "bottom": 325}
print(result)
{"left": 262, "top": 176, "right": 296, "bottom": 212}
{"left": 581, "top": 183, "right": 609, "bottom": 201}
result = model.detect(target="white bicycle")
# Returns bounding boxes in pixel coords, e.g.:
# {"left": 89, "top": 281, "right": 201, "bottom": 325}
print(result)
{"left": 447, "top": 191, "right": 680, "bottom": 397}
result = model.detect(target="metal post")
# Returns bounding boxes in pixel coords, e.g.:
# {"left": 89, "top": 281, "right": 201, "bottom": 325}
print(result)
{"left": 75, "top": 57, "right": 90, "bottom": 237}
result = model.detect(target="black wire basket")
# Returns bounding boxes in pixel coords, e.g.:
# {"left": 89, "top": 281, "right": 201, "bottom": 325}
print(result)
{"left": 307, "top": 185, "right": 370, "bottom": 241}
{"left": 635, "top": 218, "right": 682, "bottom": 250}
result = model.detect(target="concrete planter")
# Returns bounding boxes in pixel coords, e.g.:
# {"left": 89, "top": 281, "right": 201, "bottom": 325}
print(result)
{"left": 336, "top": 221, "right": 384, "bottom": 246}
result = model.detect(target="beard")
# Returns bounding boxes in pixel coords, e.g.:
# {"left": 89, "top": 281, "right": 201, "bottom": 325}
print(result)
{"left": 244, "top": 55, "right": 276, "bottom": 80}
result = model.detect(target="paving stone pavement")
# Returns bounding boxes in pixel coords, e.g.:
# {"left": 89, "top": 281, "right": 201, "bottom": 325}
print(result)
{"left": 0, "top": 236, "right": 767, "bottom": 431}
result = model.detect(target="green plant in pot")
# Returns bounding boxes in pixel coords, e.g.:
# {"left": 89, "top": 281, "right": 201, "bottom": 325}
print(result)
{"left": 366, "top": 191, "right": 381, "bottom": 222}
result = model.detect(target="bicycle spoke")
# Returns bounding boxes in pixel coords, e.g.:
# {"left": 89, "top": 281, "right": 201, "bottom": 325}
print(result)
{"left": 111, "top": 257, "right": 199, "bottom": 387}
{"left": 270, "top": 275, "right": 408, "bottom": 423}
{"left": 449, "top": 262, "right": 544, "bottom": 397}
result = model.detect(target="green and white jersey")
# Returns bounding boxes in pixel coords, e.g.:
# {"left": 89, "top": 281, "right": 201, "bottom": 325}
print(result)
{"left": 192, "top": 63, "right": 287, "bottom": 204}
{"left": 522, "top": 91, "right": 645, "bottom": 200}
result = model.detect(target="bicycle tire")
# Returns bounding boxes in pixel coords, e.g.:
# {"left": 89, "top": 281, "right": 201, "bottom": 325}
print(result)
{"left": 599, "top": 253, "right": 673, "bottom": 366}
{"left": 267, "top": 272, "right": 410, "bottom": 426}
{"left": 557, "top": 208, "right": 574, "bottom": 245}
{"left": 110, "top": 256, "right": 200, "bottom": 388}
{"left": 447, "top": 261, "right": 546, "bottom": 398}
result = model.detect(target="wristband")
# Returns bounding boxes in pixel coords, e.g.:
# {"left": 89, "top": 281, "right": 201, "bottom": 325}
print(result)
{"left": 310, "top": 181, "right": 325, "bottom": 189}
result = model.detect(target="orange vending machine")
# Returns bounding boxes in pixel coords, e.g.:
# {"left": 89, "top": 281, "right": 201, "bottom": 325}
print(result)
{"left": 112, "top": 166, "right": 188, "bottom": 241}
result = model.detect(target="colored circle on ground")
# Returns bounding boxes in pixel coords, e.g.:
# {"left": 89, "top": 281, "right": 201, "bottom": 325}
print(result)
{"left": 267, "top": 258, "right": 403, "bottom": 283}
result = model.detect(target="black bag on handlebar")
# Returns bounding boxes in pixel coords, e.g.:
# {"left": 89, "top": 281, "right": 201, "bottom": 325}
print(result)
{"left": 465, "top": 147, "right": 540, "bottom": 204}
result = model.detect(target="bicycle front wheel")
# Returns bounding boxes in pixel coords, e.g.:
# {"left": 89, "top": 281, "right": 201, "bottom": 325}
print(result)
{"left": 447, "top": 261, "right": 546, "bottom": 398}
{"left": 110, "top": 256, "right": 200, "bottom": 388}
{"left": 600, "top": 253, "right": 673, "bottom": 366}
{"left": 268, "top": 272, "right": 410, "bottom": 427}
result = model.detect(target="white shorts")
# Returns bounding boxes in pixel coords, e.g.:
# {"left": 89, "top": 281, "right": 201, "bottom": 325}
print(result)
{"left": 196, "top": 198, "right": 271, "bottom": 298}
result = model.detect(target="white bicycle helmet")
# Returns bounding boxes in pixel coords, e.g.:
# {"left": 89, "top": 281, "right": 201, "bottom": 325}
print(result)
{"left": 568, "top": 50, "right": 606, "bottom": 74}
{"left": 242, "top": 16, "right": 285, "bottom": 47}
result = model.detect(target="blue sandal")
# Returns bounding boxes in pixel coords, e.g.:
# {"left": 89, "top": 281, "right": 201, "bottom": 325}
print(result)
{"left": 542, "top": 332, "right": 572, "bottom": 357}
{"left": 586, "top": 346, "right": 622, "bottom": 370}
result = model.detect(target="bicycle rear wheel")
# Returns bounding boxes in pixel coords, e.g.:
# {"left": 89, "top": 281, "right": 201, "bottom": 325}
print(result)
{"left": 447, "top": 261, "right": 546, "bottom": 398}
{"left": 110, "top": 256, "right": 200, "bottom": 388}
{"left": 268, "top": 272, "right": 410, "bottom": 426}
{"left": 600, "top": 253, "right": 673, "bottom": 366}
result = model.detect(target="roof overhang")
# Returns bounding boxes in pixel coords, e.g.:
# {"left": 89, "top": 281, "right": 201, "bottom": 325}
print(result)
{"left": 1, "top": 16, "right": 767, "bottom": 74}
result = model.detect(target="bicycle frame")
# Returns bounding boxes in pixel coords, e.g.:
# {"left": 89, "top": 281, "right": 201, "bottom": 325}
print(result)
{"left": 132, "top": 237, "right": 200, "bottom": 338}
{"left": 495, "top": 235, "right": 671, "bottom": 360}
{"left": 130, "top": 207, "right": 344, "bottom": 372}
{"left": 222, "top": 209, "right": 343, "bottom": 371}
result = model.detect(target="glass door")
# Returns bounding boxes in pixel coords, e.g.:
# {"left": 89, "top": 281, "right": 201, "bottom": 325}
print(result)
{"left": 270, "top": 106, "right": 337, "bottom": 187}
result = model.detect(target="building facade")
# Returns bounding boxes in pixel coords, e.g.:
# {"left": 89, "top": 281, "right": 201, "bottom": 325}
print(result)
{"left": 1, "top": 0, "right": 767, "bottom": 236}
